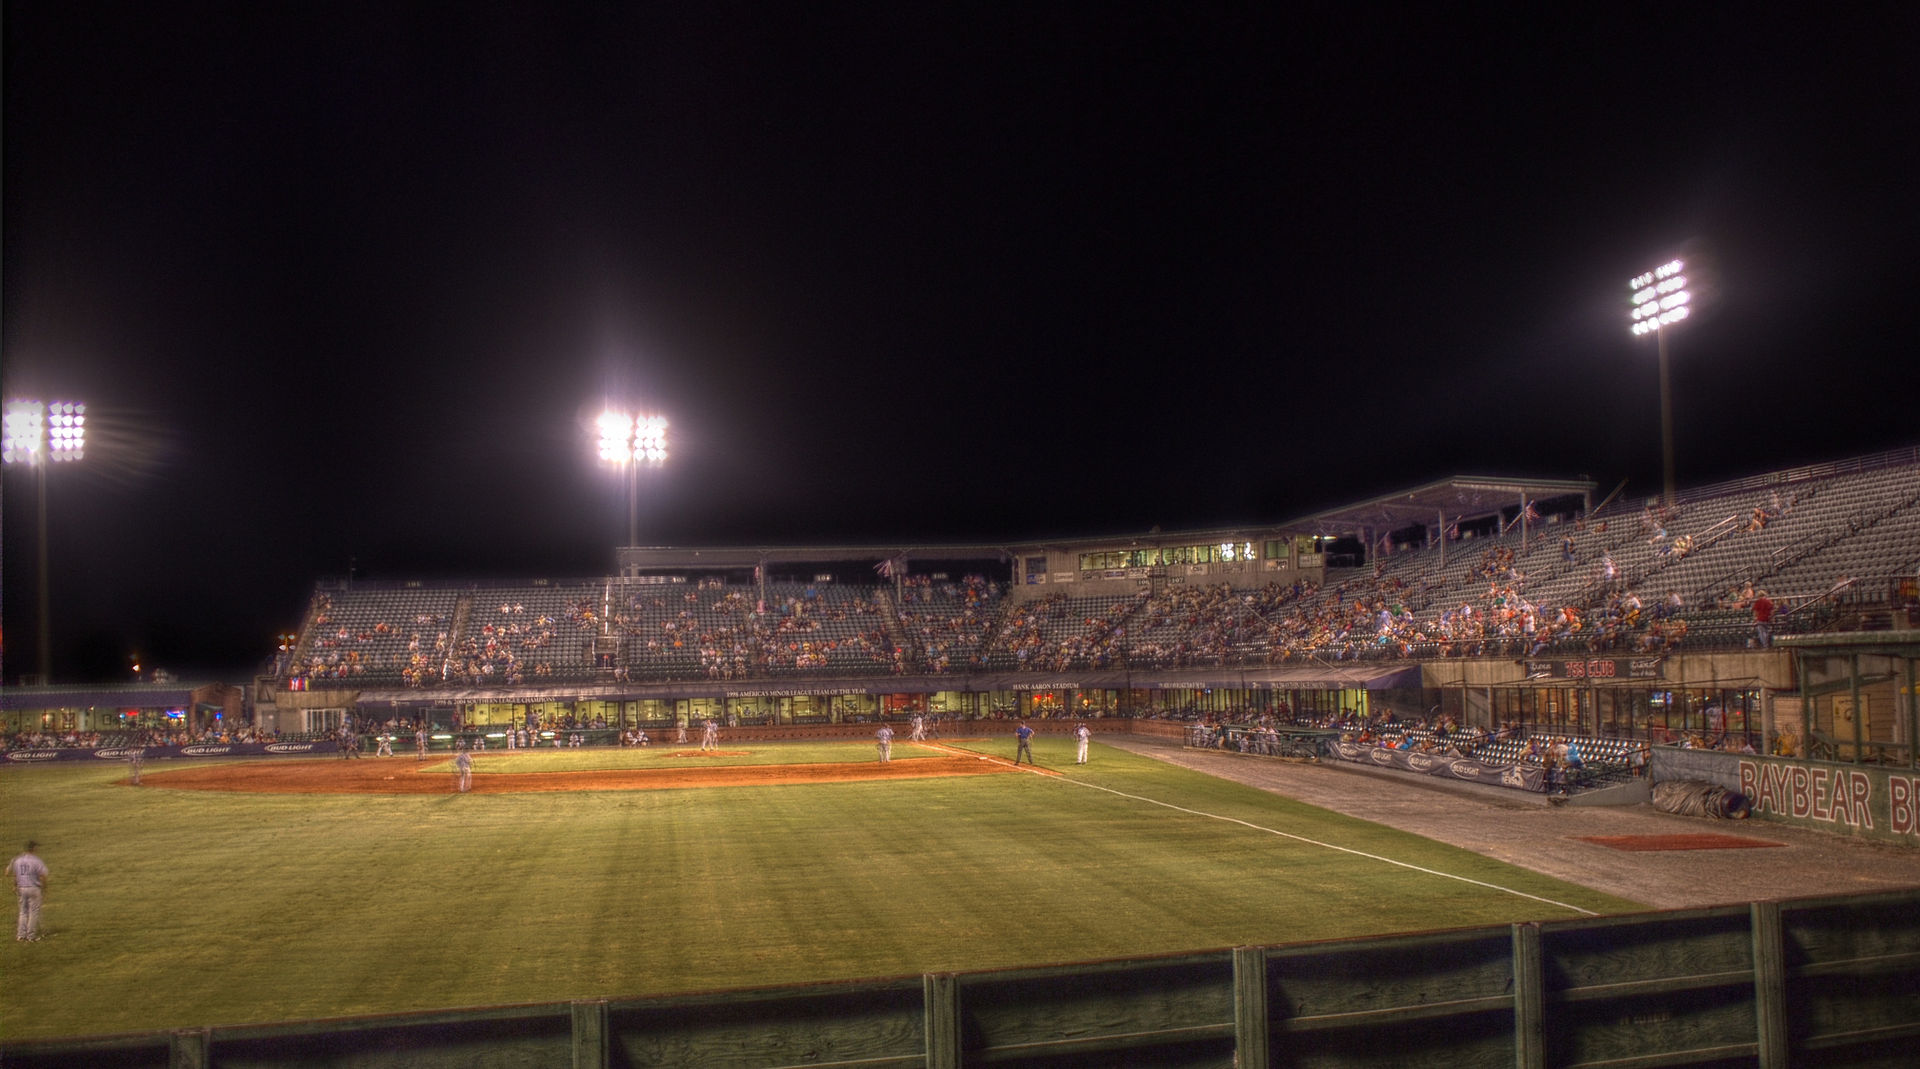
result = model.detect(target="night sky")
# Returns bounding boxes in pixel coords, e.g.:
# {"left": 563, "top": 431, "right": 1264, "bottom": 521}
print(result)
{"left": 4, "top": 5, "right": 1916, "bottom": 683}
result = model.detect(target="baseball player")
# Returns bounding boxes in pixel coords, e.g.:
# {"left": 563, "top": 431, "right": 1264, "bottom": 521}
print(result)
{"left": 8, "top": 841, "right": 49, "bottom": 942}
{"left": 876, "top": 724, "right": 894, "bottom": 763}
{"left": 376, "top": 731, "right": 394, "bottom": 757}
{"left": 1075, "top": 722, "right": 1091, "bottom": 764}
{"left": 701, "top": 719, "right": 719, "bottom": 751}
{"left": 415, "top": 727, "right": 429, "bottom": 761}
{"left": 1015, "top": 721, "right": 1035, "bottom": 765}
{"left": 909, "top": 714, "right": 926, "bottom": 742}
{"left": 128, "top": 747, "right": 145, "bottom": 785}
{"left": 453, "top": 746, "right": 473, "bottom": 793}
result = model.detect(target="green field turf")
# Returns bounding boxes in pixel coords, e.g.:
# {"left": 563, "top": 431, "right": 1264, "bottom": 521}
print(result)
{"left": 0, "top": 739, "right": 1643, "bottom": 1039}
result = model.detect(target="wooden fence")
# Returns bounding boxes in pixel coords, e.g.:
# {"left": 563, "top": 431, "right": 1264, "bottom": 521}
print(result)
{"left": 8, "top": 887, "right": 1916, "bottom": 1068}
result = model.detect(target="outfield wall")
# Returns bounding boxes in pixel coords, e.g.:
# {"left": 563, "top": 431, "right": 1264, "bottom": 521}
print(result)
{"left": 9, "top": 888, "right": 1916, "bottom": 1068}
{"left": 1656, "top": 747, "right": 1920, "bottom": 846}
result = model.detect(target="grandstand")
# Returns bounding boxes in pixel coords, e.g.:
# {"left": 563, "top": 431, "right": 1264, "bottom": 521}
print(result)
{"left": 242, "top": 446, "right": 1920, "bottom": 774}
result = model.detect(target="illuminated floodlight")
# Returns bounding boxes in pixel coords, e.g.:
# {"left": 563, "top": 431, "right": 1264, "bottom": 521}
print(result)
{"left": 1628, "top": 259, "right": 1689, "bottom": 336}
{"left": 594, "top": 406, "right": 670, "bottom": 547}
{"left": 4, "top": 399, "right": 86, "bottom": 465}
{"left": 596, "top": 409, "right": 669, "bottom": 466}
{"left": 1628, "top": 257, "right": 1693, "bottom": 506}
{"left": 6, "top": 396, "right": 87, "bottom": 682}
{"left": 597, "top": 411, "right": 635, "bottom": 462}
{"left": 3, "top": 400, "right": 45, "bottom": 465}
{"left": 634, "top": 415, "right": 669, "bottom": 463}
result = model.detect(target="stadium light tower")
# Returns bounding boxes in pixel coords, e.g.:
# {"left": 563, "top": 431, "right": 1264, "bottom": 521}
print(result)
{"left": 596, "top": 410, "right": 668, "bottom": 546}
{"left": 3, "top": 399, "right": 87, "bottom": 683}
{"left": 1629, "top": 259, "right": 1690, "bottom": 508}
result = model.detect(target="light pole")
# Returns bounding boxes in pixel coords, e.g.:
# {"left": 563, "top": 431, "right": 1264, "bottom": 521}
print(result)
{"left": 1629, "top": 259, "right": 1690, "bottom": 508}
{"left": 596, "top": 410, "right": 668, "bottom": 546}
{"left": 3, "top": 399, "right": 86, "bottom": 683}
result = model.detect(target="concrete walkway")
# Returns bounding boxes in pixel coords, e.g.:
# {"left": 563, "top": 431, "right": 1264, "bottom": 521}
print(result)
{"left": 1105, "top": 735, "right": 1920, "bottom": 911}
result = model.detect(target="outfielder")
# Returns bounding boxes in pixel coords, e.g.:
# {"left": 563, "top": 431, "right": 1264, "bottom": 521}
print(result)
{"left": 8, "top": 841, "right": 48, "bottom": 942}
{"left": 1075, "top": 722, "right": 1091, "bottom": 764}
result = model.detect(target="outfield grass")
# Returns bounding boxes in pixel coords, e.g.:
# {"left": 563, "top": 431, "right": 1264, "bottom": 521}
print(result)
{"left": 0, "top": 739, "right": 1642, "bottom": 1039}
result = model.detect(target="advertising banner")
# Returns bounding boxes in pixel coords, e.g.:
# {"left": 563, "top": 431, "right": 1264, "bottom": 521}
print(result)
{"left": 1329, "top": 741, "right": 1543, "bottom": 791}
{"left": 4, "top": 740, "right": 341, "bottom": 764}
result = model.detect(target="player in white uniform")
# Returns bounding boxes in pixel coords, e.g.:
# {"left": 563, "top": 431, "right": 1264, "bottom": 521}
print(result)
{"left": 909, "top": 715, "right": 926, "bottom": 742}
{"left": 453, "top": 747, "right": 473, "bottom": 793}
{"left": 876, "top": 724, "right": 894, "bottom": 763}
{"left": 1075, "top": 723, "right": 1091, "bottom": 764}
{"left": 8, "top": 841, "right": 48, "bottom": 942}
{"left": 701, "top": 719, "right": 719, "bottom": 751}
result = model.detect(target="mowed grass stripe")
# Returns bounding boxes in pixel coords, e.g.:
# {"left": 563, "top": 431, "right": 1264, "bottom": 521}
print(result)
{"left": 1, "top": 742, "right": 1639, "bottom": 1039}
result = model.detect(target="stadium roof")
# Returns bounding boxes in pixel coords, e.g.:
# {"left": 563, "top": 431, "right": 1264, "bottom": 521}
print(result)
{"left": 612, "top": 474, "right": 1598, "bottom": 566}
{"left": 1272, "top": 474, "right": 1597, "bottom": 540}
{"left": 0, "top": 682, "right": 232, "bottom": 711}
{"left": 346, "top": 664, "right": 1422, "bottom": 705}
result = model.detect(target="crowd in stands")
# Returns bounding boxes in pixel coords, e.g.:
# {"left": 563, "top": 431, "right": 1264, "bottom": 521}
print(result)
{"left": 990, "top": 591, "right": 1144, "bottom": 671}
{"left": 898, "top": 574, "right": 1001, "bottom": 673}
{"left": 270, "top": 456, "right": 1917, "bottom": 687}
{"left": 2, "top": 724, "right": 270, "bottom": 751}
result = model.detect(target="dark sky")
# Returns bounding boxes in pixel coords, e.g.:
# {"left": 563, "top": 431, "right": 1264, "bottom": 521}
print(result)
{"left": 4, "top": 5, "right": 1916, "bottom": 682}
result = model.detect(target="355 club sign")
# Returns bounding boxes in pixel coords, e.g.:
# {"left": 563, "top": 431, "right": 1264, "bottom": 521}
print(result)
{"left": 1738, "top": 757, "right": 1920, "bottom": 842}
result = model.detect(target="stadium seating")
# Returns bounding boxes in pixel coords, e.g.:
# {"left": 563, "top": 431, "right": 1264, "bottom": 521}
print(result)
{"left": 278, "top": 452, "right": 1919, "bottom": 689}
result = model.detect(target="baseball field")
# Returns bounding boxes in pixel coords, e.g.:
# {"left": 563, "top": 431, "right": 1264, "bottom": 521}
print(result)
{"left": 0, "top": 737, "right": 1642, "bottom": 1040}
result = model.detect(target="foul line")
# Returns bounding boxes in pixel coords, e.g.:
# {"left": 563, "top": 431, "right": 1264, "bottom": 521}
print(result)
{"left": 934, "top": 743, "right": 1596, "bottom": 917}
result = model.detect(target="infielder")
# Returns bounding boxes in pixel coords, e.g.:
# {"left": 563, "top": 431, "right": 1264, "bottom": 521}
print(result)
{"left": 876, "top": 723, "right": 894, "bottom": 763}
{"left": 1075, "top": 722, "right": 1091, "bottom": 764}
{"left": 701, "top": 719, "right": 719, "bottom": 751}
{"left": 909, "top": 715, "right": 926, "bottom": 742}
{"left": 453, "top": 746, "right": 473, "bottom": 793}
{"left": 416, "top": 727, "right": 429, "bottom": 761}
{"left": 376, "top": 732, "right": 394, "bottom": 757}
{"left": 128, "top": 748, "right": 145, "bottom": 785}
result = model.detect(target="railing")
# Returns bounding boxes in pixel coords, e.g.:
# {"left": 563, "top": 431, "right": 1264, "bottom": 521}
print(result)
{"left": 1672, "top": 444, "right": 1920, "bottom": 506}
{"left": 9, "top": 888, "right": 1916, "bottom": 1068}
